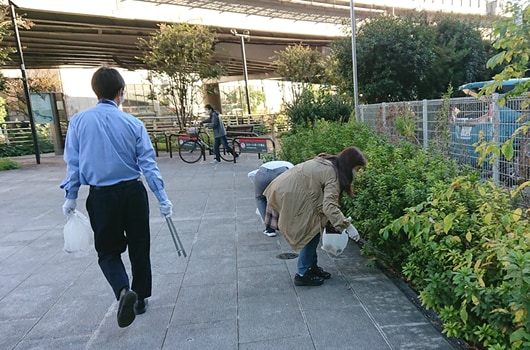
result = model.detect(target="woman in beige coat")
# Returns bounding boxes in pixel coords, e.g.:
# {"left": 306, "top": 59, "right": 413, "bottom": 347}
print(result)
{"left": 263, "top": 146, "right": 366, "bottom": 286}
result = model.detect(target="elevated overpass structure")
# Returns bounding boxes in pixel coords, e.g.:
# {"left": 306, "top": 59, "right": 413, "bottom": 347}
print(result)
{"left": 2, "top": 0, "right": 501, "bottom": 79}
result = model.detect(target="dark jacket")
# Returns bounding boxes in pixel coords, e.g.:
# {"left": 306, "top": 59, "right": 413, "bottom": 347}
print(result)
{"left": 201, "top": 110, "right": 227, "bottom": 138}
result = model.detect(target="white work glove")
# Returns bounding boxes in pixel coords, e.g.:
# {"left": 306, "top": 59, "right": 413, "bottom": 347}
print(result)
{"left": 62, "top": 199, "right": 77, "bottom": 217}
{"left": 346, "top": 223, "right": 360, "bottom": 242}
{"left": 159, "top": 199, "right": 173, "bottom": 218}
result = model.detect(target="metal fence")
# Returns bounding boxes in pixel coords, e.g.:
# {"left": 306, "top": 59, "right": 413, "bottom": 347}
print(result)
{"left": 359, "top": 94, "right": 530, "bottom": 187}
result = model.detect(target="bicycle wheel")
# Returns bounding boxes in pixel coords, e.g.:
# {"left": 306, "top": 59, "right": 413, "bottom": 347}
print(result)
{"left": 219, "top": 139, "right": 241, "bottom": 162}
{"left": 179, "top": 140, "right": 203, "bottom": 163}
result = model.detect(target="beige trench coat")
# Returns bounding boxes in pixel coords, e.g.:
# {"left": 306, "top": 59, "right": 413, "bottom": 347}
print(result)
{"left": 263, "top": 157, "right": 350, "bottom": 251}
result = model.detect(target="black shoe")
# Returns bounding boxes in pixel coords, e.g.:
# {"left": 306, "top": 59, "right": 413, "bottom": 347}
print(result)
{"left": 135, "top": 298, "right": 148, "bottom": 315}
{"left": 308, "top": 265, "right": 331, "bottom": 279}
{"left": 117, "top": 289, "right": 137, "bottom": 328}
{"left": 294, "top": 273, "right": 324, "bottom": 286}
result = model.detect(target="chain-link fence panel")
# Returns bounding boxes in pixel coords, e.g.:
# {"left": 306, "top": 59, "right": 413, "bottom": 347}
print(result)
{"left": 359, "top": 94, "right": 530, "bottom": 188}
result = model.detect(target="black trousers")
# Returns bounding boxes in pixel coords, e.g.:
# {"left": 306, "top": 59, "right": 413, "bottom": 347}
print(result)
{"left": 86, "top": 181, "right": 152, "bottom": 300}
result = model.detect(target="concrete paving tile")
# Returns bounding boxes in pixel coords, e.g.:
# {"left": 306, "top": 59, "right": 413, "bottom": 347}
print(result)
{"left": 0, "top": 272, "right": 27, "bottom": 299}
{"left": 294, "top": 277, "right": 360, "bottom": 311}
{"left": 0, "top": 244, "right": 21, "bottom": 262}
{"left": 163, "top": 319, "right": 237, "bottom": 350}
{"left": 85, "top": 305, "right": 172, "bottom": 350}
{"left": 170, "top": 282, "right": 237, "bottom": 325}
{"left": 348, "top": 278, "right": 427, "bottom": 327}
{"left": 237, "top": 238, "right": 278, "bottom": 251}
{"left": 238, "top": 264, "right": 293, "bottom": 297}
{"left": 152, "top": 252, "right": 188, "bottom": 275}
{"left": 305, "top": 306, "right": 392, "bottom": 350}
{"left": 0, "top": 284, "right": 67, "bottom": 321}
{"left": 149, "top": 272, "right": 184, "bottom": 308}
{"left": 14, "top": 334, "right": 91, "bottom": 350}
{"left": 88, "top": 325, "right": 165, "bottom": 350}
{"left": 22, "top": 294, "right": 111, "bottom": 341}
{"left": 187, "top": 238, "right": 236, "bottom": 259}
{"left": 236, "top": 248, "right": 285, "bottom": 268}
{"left": 382, "top": 323, "right": 455, "bottom": 350}
{"left": 334, "top": 251, "right": 384, "bottom": 275}
{"left": 21, "top": 254, "right": 95, "bottom": 287}
{"left": 0, "top": 318, "right": 39, "bottom": 350}
{"left": 239, "top": 335, "right": 316, "bottom": 350}
{"left": 0, "top": 229, "right": 49, "bottom": 244}
{"left": 238, "top": 293, "right": 309, "bottom": 343}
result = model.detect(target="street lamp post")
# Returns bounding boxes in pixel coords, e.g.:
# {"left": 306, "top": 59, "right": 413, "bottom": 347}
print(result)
{"left": 9, "top": 0, "right": 41, "bottom": 164}
{"left": 231, "top": 29, "right": 251, "bottom": 116}
{"left": 350, "top": 0, "right": 360, "bottom": 120}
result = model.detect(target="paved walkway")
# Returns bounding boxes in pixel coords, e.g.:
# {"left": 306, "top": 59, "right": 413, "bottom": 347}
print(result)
{"left": 0, "top": 152, "right": 458, "bottom": 350}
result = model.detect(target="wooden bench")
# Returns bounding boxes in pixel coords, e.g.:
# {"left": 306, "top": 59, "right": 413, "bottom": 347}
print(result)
{"left": 226, "top": 124, "right": 258, "bottom": 137}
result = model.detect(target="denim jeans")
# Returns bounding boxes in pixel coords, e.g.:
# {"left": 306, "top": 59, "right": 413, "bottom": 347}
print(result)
{"left": 297, "top": 233, "right": 320, "bottom": 275}
{"left": 254, "top": 166, "right": 289, "bottom": 221}
{"left": 214, "top": 136, "right": 234, "bottom": 161}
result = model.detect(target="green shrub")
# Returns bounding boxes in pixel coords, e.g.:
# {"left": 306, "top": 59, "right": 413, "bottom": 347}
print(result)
{"left": 382, "top": 177, "right": 530, "bottom": 349}
{"left": 277, "top": 118, "right": 530, "bottom": 349}
{"left": 285, "top": 88, "right": 352, "bottom": 129}
{"left": 0, "top": 157, "right": 20, "bottom": 170}
{"left": 345, "top": 142, "right": 478, "bottom": 269}
{"left": 278, "top": 118, "right": 379, "bottom": 164}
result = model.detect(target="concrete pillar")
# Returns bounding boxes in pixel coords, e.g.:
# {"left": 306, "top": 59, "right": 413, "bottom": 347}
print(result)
{"left": 203, "top": 82, "right": 222, "bottom": 113}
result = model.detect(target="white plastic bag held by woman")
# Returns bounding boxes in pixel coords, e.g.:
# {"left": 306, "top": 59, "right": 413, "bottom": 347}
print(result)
{"left": 321, "top": 226, "right": 349, "bottom": 256}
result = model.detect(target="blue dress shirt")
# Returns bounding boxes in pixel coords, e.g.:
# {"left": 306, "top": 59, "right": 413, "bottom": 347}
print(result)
{"left": 60, "top": 100, "right": 168, "bottom": 203}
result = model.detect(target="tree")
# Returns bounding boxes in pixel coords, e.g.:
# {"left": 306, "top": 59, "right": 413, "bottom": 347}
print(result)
{"left": 476, "top": 2, "right": 530, "bottom": 195}
{"left": 137, "top": 22, "right": 223, "bottom": 129}
{"left": 422, "top": 15, "right": 490, "bottom": 98}
{"left": 0, "top": 69, "right": 62, "bottom": 120}
{"left": 482, "top": 1, "right": 530, "bottom": 100}
{"left": 0, "top": 4, "right": 33, "bottom": 122}
{"left": 331, "top": 13, "right": 491, "bottom": 104}
{"left": 271, "top": 43, "right": 333, "bottom": 101}
{"left": 221, "top": 85, "right": 266, "bottom": 114}
{"left": 351, "top": 15, "right": 435, "bottom": 103}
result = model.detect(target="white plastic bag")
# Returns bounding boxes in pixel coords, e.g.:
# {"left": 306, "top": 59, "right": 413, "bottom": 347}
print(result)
{"left": 321, "top": 227, "right": 349, "bottom": 256}
{"left": 63, "top": 210, "right": 93, "bottom": 253}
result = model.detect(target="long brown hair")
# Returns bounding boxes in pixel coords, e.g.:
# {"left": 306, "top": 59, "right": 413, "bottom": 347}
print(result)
{"left": 318, "top": 146, "right": 366, "bottom": 197}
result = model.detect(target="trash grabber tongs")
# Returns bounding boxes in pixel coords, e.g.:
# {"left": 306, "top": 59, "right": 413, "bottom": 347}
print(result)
{"left": 165, "top": 217, "right": 187, "bottom": 257}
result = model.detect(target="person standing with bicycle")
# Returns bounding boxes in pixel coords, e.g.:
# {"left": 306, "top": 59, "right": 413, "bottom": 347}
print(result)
{"left": 200, "top": 104, "right": 237, "bottom": 163}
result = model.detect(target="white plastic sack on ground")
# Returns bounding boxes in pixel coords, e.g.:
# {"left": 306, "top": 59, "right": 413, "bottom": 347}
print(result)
{"left": 321, "top": 227, "right": 348, "bottom": 256}
{"left": 63, "top": 210, "right": 93, "bottom": 253}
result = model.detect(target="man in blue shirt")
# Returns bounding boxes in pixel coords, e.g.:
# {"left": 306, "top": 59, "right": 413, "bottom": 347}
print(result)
{"left": 60, "top": 67, "right": 173, "bottom": 328}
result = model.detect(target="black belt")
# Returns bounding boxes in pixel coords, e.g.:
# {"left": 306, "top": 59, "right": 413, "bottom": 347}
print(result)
{"left": 90, "top": 178, "right": 140, "bottom": 190}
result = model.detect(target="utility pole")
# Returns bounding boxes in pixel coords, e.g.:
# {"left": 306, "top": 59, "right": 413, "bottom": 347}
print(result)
{"left": 9, "top": 0, "right": 41, "bottom": 164}
{"left": 230, "top": 29, "right": 251, "bottom": 116}
{"left": 350, "top": 0, "right": 360, "bottom": 120}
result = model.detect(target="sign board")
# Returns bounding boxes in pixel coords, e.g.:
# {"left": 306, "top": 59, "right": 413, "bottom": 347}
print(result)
{"left": 30, "top": 93, "right": 54, "bottom": 124}
{"left": 238, "top": 138, "right": 269, "bottom": 153}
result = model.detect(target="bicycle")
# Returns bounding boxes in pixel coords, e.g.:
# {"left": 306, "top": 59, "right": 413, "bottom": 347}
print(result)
{"left": 177, "top": 126, "right": 240, "bottom": 164}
